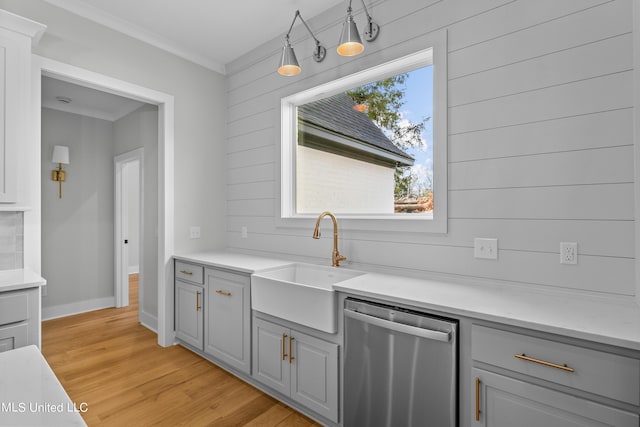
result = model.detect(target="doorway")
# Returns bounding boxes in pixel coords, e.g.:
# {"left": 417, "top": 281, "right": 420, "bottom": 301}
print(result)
{"left": 34, "top": 55, "right": 175, "bottom": 347}
{"left": 115, "top": 149, "right": 143, "bottom": 320}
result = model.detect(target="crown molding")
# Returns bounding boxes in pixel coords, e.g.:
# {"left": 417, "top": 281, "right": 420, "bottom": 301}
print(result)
{"left": 0, "top": 8, "right": 47, "bottom": 46}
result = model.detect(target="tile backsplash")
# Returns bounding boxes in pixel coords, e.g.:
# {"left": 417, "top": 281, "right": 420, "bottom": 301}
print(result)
{"left": 0, "top": 212, "right": 23, "bottom": 270}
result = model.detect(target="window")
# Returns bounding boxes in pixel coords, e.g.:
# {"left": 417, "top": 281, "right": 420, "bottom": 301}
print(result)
{"left": 280, "top": 32, "right": 447, "bottom": 233}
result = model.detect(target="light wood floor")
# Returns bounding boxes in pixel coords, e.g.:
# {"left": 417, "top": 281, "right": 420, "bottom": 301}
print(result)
{"left": 42, "top": 274, "right": 322, "bottom": 426}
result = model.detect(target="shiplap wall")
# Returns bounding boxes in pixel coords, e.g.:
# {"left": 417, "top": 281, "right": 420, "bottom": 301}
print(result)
{"left": 225, "top": 0, "right": 635, "bottom": 297}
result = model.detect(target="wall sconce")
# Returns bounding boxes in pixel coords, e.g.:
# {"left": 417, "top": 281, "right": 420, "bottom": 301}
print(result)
{"left": 278, "top": 10, "right": 327, "bottom": 76}
{"left": 51, "top": 145, "right": 69, "bottom": 199}
{"left": 337, "top": 0, "right": 380, "bottom": 57}
{"left": 277, "top": 2, "right": 380, "bottom": 75}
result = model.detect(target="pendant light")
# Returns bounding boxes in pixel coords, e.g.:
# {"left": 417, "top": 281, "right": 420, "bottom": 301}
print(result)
{"left": 276, "top": 2, "right": 380, "bottom": 75}
{"left": 278, "top": 37, "right": 301, "bottom": 76}
{"left": 277, "top": 10, "right": 326, "bottom": 76}
{"left": 337, "top": 0, "right": 380, "bottom": 57}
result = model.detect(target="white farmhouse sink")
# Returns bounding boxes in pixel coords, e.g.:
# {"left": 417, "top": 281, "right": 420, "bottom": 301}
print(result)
{"left": 251, "top": 263, "right": 364, "bottom": 333}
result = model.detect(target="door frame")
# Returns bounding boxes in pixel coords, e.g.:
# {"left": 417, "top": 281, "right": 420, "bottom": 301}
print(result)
{"left": 32, "top": 55, "right": 176, "bottom": 347}
{"left": 115, "top": 148, "right": 144, "bottom": 310}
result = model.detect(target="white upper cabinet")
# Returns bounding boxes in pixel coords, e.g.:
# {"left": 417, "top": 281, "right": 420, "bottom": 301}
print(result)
{"left": 0, "top": 10, "right": 45, "bottom": 203}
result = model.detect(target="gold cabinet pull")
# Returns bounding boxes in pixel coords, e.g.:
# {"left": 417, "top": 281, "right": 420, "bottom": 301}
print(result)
{"left": 196, "top": 291, "right": 201, "bottom": 311}
{"left": 180, "top": 270, "right": 193, "bottom": 275}
{"left": 289, "top": 336, "right": 295, "bottom": 364}
{"left": 215, "top": 289, "right": 231, "bottom": 296}
{"left": 475, "top": 377, "right": 480, "bottom": 421}
{"left": 514, "top": 353, "right": 575, "bottom": 373}
{"left": 282, "top": 333, "right": 288, "bottom": 360}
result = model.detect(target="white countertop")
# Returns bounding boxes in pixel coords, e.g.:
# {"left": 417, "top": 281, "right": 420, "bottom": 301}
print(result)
{"left": 0, "top": 269, "right": 46, "bottom": 292}
{"left": 333, "top": 272, "right": 640, "bottom": 351}
{"left": 174, "top": 251, "right": 291, "bottom": 274}
{"left": 0, "top": 345, "right": 86, "bottom": 426}
{"left": 175, "top": 251, "right": 640, "bottom": 351}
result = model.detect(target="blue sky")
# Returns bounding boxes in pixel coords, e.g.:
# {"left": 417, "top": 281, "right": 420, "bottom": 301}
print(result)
{"left": 400, "top": 65, "right": 434, "bottom": 192}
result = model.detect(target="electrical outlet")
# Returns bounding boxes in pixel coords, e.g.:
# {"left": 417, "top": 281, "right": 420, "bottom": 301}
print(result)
{"left": 190, "top": 226, "right": 201, "bottom": 239}
{"left": 241, "top": 226, "right": 248, "bottom": 238}
{"left": 474, "top": 238, "right": 498, "bottom": 260}
{"left": 560, "top": 242, "right": 577, "bottom": 265}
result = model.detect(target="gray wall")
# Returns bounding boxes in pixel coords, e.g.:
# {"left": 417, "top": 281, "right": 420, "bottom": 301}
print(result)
{"left": 0, "top": 0, "right": 228, "bottom": 255}
{"left": 225, "top": 0, "right": 635, "bottom": 298}
{"left": 41, "top": 108, "right": 114, "bottom": 308}
{"left": 41, "top": 104, "right": 159, "bottom": 321}
{"left": 114, "top": 104, "right": 159, "bottom": 320}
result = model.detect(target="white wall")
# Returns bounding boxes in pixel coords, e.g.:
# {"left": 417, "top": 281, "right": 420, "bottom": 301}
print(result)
{"left": 226, "top": 0, "right": 635, "bottom": 298}
{"left": 297, "top": 146, "right": 394, "bottom": 214}
{"left": 41, "top": 108, "right": 114, "bottom": 309}
{"left": 0, "top": 0, "right": 227, "bottom": 255}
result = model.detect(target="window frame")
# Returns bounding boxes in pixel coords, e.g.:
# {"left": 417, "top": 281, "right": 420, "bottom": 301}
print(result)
{"left": 278, "top": 30, "right": 447, "bottom": 234}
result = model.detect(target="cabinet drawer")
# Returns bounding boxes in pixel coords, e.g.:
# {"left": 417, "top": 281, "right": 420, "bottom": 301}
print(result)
{"left": 175, "top": 261, "right": 204, "bottom": 284}
{"left": 472, "top": 324, "right": 640, "bottom": 405}
{"left": 0, "top": 323, "right": 28, "bottom": 353}
{"left": 0, "top": 291, "right": 29, "bottom": 325}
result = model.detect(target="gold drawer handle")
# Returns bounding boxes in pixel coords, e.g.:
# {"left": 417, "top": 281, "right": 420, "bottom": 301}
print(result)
{"left": 180, "top": 270, "right": 193, "bottom": 275}
{"left": 475, "top": 377, "right": 480, "bottom": 421}
{"left": 282, "top": 333, "right": 288, "bottom": 360}
{"left": 514, "top": 353, "right": 575, "bottom": 373}
{"left": 289, "top": 336, "right": 295, "bottom": 364}
{"left": 196, "top": 291, "right": 201, "bottom": 311}
{"left": 215, "top": 290, "right": 231, "bottom": 296}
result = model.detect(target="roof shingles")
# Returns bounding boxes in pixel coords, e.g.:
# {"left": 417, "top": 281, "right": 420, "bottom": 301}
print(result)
{"left": 298, "top": 92, "right": 414, "bottom": 162}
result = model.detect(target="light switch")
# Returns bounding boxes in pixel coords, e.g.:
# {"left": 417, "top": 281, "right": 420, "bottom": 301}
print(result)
{"left": 474, "top": 238, "right": 498, "bottom": 260}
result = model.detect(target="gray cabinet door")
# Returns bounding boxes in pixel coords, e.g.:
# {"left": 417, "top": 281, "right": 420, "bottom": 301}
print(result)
{"left": 472, "top": 368, "right": 638, "bottom": 427}
{"left": 252, "top": 318, "right": 290, "bottom": 396}
{"left": 175, "top": 281, "right": 203, "bottom": 350}
{"left": 0, "top": 323, "right": 28, "bottom": 353}
{"left": 290, "top": 330, "right": 338, "bottom": 423}
{"left": 204, "top": 269, "right": 250, "bottom": 374}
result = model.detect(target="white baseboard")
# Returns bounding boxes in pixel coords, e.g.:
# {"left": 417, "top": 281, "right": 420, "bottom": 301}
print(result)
{"left": 42, "top": 296, "right": 115, "bottom": 321}
{"left": 139, "top": 310, "right": 157, "bottom": 333}
{"left": 128, "top": 265, "right": 139, "bottom": 274}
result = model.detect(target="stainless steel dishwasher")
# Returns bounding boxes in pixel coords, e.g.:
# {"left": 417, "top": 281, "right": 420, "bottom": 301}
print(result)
{"left": 344, "top": 298, "right": 458, "bottom": 427}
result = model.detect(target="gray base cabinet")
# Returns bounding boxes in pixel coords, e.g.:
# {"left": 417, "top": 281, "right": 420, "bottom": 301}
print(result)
{"left": 174, "top": 260, "right": 251, "bottom": 374}
{"left": 204, "top": 268, "right": 250, "bottom": 374}
{"left": 472, "top": 368, "right": 638, "bottom": 427}
{"left": 0, "top": 287, "right": 40, "bottom": 353}
{"left": 471, "top": 324, "right": 640, "bottom": 426}
{"left": 175, "top": 281, "right": 204, "bottom": 350}
{"left": 253, "top": 317, "right": 338, "bottom": 423}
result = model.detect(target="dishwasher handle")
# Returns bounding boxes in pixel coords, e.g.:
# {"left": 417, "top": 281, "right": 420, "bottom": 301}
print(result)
{"left": 345, "top": 308, "right": 451, "bottom": 342}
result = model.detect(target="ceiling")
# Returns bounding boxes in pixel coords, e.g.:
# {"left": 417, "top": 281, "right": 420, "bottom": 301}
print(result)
{"left": 42, "top": 76, "right": 146, "bottom": 121}
{"left": 42, "top": 0, "right": 346, "bottom": 74}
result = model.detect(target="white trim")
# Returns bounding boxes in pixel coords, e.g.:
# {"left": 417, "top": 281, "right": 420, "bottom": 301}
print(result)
{"left": 42, "top": 296, "right": 115, "bottom": 320}
{"left": 26, "top": 55, "right": 43, "bottom": 273}
{"left": 41, "top": 0, "right": 225, "bottom": 74}
{"left": 279, "top": 30, "right": 448, "bottom": 234}
{"left": 0, "top": 206, "right": 31, "bottom": 211}
{"left": 0, "top": 9, "right": 47, "bottom": 45}
{"left": 128, "top": 265, "right": 140, "bottom": 274}
{"left": 634, "top": 0, "right": 640, "bottom": 303}
{"left": 34, "top": 55, "right": 175, "bottom": 347}
{"left": 139, "top": 310, "right": 158, "bottom": 333}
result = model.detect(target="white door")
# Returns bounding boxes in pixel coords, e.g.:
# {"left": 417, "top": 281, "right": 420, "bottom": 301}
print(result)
{"left": 114, "top": 149, "right": 143, "bottom": 314}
